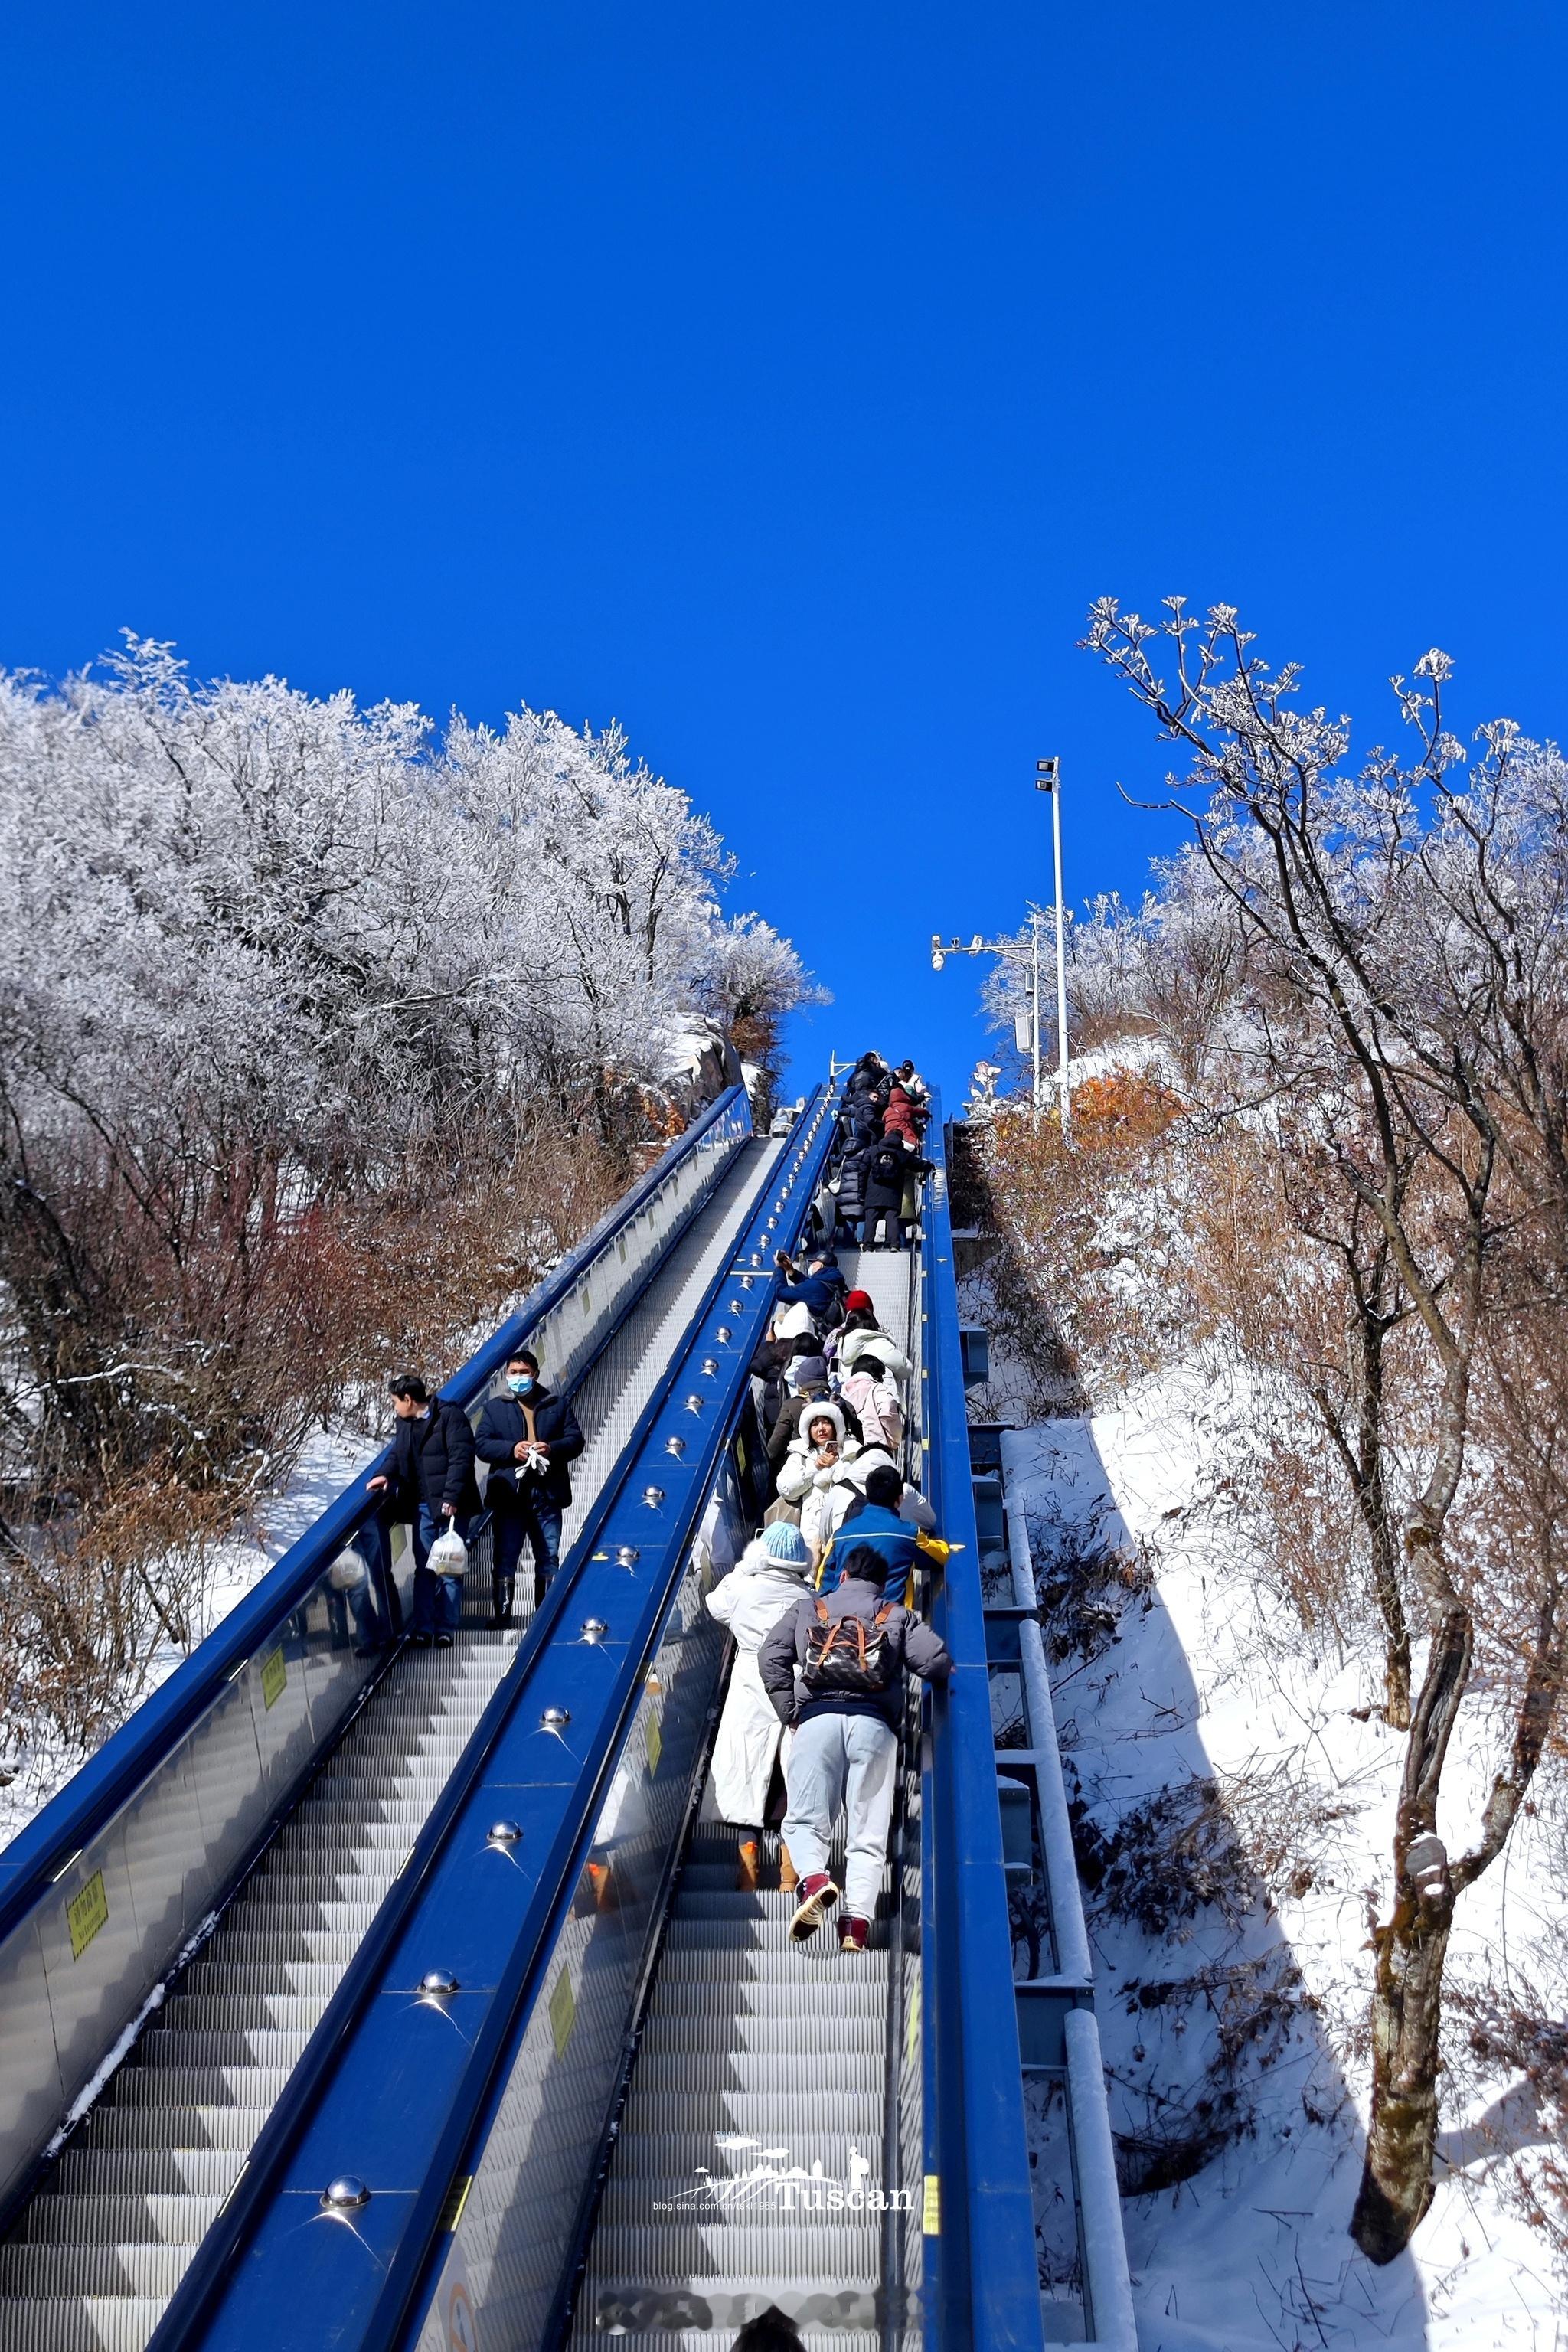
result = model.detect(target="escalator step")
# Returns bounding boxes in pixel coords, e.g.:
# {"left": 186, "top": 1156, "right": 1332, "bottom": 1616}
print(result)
{"left": 21, "top": 2197, "right": 224, "bottom": 2247}
{"left": 54, "top": 2149, "right": 246, "bottom": 2198}
{"left": 586, "top": 2221, "right": 880, "bottom": 2275}
{"left": 0, "top": 2297, "right": 172, "bottom": 2352}
{"left": 0, "top": 2246, "right": 192, "bottom": 2298}
{"left": 80, "top": 2108, "right": 265, "bottom": 2152}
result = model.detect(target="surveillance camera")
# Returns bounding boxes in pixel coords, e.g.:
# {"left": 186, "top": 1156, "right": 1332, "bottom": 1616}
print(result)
{"left": 932, "top": 951, "right": 946, "bottom": 972}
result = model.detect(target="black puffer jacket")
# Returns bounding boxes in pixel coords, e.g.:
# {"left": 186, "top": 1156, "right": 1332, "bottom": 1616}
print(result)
{"left": 475, "top": 1383, "right": 586, "bottom": 1509}
{"left": 863, "top": 1140, "right": 918, "bottom": 1212}
{"left": 387, "top": 1400, "right": 482, "bottom": 1517}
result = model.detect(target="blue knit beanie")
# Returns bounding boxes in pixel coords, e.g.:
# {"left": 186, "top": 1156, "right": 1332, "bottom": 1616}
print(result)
{"left": 760, "top": 1521, "right": 811, "bottom": 1568}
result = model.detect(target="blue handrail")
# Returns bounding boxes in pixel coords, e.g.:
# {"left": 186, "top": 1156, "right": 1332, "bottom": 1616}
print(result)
{"left": 0, "top": 1083, "right": 750, "bottom": 1942}
{"left": 922, "top": 1096, "right": 1047, "bottom": 2352}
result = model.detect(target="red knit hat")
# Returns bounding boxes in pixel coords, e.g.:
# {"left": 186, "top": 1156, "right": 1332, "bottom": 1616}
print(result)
{"left": 844, "top": 1289, "right": 874, "bottom": 1313}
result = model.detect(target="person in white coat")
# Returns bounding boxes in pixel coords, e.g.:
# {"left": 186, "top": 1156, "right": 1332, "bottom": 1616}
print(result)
{"left": 705, "top": 1519, "right": 815, "bottom": 1892}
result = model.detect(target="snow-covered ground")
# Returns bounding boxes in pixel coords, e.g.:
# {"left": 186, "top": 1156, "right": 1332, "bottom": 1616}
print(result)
{"left": 1004, "top": 1364, "right": 1565, "bottom": 2352}
{"left": 0, "top": 1413, "right": 381, "bottom": 1853}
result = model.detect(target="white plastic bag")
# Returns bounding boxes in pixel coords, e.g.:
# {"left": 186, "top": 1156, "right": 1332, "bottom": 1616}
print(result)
{"left": 328, "top": 1547, "right": 369, "bottom": 1592}
{"left": 427, "top": 1527, "right": 469, "bottom": 1578}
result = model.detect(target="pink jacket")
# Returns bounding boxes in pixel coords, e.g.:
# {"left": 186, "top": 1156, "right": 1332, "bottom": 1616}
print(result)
{"left": 838, "top": 1369, "right": 904, "bottom": 1454}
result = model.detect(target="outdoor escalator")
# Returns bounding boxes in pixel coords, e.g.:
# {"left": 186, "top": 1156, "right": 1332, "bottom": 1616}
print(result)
{"left": 0, "top": 1125, "right": 786, "bottom": 2352}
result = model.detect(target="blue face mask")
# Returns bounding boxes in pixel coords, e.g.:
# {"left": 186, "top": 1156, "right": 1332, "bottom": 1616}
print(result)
{"left": 508, "top": 1373, "right": 534, "bottom": 1396}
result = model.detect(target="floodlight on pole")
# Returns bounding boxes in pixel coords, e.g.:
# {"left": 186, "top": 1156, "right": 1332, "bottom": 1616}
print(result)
{"left": 1034, "top": 756, "right": 1072, "bottom": 1144}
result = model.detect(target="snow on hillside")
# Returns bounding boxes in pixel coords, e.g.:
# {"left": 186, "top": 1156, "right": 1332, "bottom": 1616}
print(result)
{"left": 1004, "top": 1371, "right": 1564, "bottom": 2350}
{"left": 0, "top": 1413, "right": 381, "bottom": 1854}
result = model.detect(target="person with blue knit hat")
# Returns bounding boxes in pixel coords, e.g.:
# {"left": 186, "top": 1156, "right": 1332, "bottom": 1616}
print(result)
{"left": 706, "top": 1518, "right": 815, "bottom": 1891}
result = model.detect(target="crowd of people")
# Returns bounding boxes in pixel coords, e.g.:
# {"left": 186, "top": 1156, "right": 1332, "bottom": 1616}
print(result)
{"left": 829, "top": 1052, "right": 933, "bottom": 1250}
{"left": 709, "top": 1049, "right": 951, "bottom": 1956}
{"left": 361, "top": 1046, "right": 950, "bottom": 1958}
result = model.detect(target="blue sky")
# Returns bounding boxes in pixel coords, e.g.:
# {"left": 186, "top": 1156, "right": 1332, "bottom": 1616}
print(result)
{"left": 3, "top": 4, "right": 1565, "bottom": 1104}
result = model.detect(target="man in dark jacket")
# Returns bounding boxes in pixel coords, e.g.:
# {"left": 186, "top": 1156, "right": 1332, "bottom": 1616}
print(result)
{"left": 817, "top": 1462, "right": 922, "bottom": 1602}
{"left": 367, "top": 1373, "right": 482, "bottom": 1647}
{"left": 760, "top": 1544, "right": 951, "bottom": 1951}
{"left": 475, "top": 1347, "right": 586, "bottom": 1615}
{"left": 765, "top": 1354, "right": 862, "bottom": 1479}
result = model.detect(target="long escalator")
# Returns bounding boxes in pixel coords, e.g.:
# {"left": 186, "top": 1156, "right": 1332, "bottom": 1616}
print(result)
{"left": 0, "top": 1114, "right": 785, "bottom": 2352}
{"left": 0, "top": 1082, "right": 1070, "bottom": 2352}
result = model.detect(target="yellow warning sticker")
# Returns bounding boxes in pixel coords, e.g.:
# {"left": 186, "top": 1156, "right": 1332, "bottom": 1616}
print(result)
{"left": 439, "top": 2174, "right": 472, "bottom": 2233}
{"left": 549, "top": 1965, "right": 577, "bottom": 2058}
{"left": 67, "top": 1869, "right": 109, "bottom": 1961}
{"left": 734, "top": 1429, "right": 748, "bottom": 1477}
{"left": 260, "top": 1647, "right": 287, "bottom": 1710}
{"left": 645, "top": 1707, "right": 663, "bottom": 1779}
{"left": 906, "top": 1977, "right": 922, "bottom": 2068}
{"left": 923, "top": 2173, "right": 941, "bottom": 2236}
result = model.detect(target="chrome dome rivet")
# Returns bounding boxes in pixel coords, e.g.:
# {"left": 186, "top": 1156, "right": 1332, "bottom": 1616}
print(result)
{"left": 322, "top": 2176, "right": 371, "bottom": 2212}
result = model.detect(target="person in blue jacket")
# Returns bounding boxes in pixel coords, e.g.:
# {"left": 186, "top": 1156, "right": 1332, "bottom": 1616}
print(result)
{"left": 815, "top": 1462, "right": 923, "bottom": 1603}
{"left": 475, "top": 1348, "right": 586, "bottom": 1616}
{"left": 772, "top": 1248, "right": 847, "bottom": 1327}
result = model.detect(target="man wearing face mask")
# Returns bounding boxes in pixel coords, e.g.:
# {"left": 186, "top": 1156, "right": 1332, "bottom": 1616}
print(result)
{"left": 475, "top": 1347, "right": 586, "bottom": 1617}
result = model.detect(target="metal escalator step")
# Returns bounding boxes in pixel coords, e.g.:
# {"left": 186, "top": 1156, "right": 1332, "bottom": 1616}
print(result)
{"left": 630, "top": 2053, "right": 887, "bottom": 2096}
{"left": 180, "top": 1962, "right": 341, "bottom": 1996}
{"left": 158, "top": 1994, "right": 328, "bottom": 2032}
{"left": 566, "top": 2335, "right": 881, "bottom": 2352}
{"left": 671, "top": 1893, "right": 890, "bottom": 1925}
{"left": 641, "top": 2016, "right": 884, "bottom": 2056}
{"left": 136, "top": 2030, "right": 312, "bottom": 2067}
{"left": 82, "top": 2108, "right": 264, "bottom": 2152}
{"left": 615, "top": 2112, "right": 885, "bottom": 2162}
{"left": 0, "top": 2295, "right": 171, "bottom": 2352}
{"left": 585, "top": 2220, "right": 879, "bottom": 2275}
{"left": 113, "top": 2066, "right": 289, "bottom": 2106}
{"left": 652, "top": 1929, "right": 877, "bottom": 1966}
{"left": 0, "top": 2243, "right": 192, "bottom": 2298}
{"left": 642, "top": 1980, "right": 886, "bottom": 2022}
{"left": 54, "top": 2148, "right": 246, "bottom": 2197}
{"left": 605, "top": 2133, "right": 881, "bottom": 2177}
{"left": 663, "top": 1921, "right": 889, "bottom": 1955}
{"left": 21, "top": 2195, "right": 224, "bottom": 2246}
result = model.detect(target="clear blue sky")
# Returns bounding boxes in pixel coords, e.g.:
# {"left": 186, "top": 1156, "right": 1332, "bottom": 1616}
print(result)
{"left": 3, "top": 5, "right": 1565, "bottom": 1103}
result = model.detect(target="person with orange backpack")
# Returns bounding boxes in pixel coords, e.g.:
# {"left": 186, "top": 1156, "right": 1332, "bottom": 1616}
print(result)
{"left": 759, "top": 1544, "right": 950, "bottom": 1953}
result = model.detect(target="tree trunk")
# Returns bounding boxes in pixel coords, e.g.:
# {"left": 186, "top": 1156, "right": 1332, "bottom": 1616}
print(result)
{"left": 1351, "top": 1598, "right": 1472, "bottom": 2262}
{"left": 1350, "top": 1886, "right": 1454, "bottom": 2261}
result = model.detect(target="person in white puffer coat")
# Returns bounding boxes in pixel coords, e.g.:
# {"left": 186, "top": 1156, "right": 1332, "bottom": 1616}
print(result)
{"left": 777, "top": 1405, "right": 937, "bottom": 1566}
{"left": 704, "top": 1520, "right": 815, "bottom": 1893}
{"left": 773, "top": 1402, "right": 858, "bottom": 1563}
{"left": 835, "top": 1322, "right": 911, "bottom": 1384}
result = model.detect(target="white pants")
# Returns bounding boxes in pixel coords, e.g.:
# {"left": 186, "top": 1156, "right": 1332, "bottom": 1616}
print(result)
{"left": 782, "top": 1711, "right": 897, "bottom": 1919}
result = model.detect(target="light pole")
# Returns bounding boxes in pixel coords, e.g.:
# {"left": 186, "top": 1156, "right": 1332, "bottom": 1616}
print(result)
{"left": 930, "top": 920, "right": 1048, "bottom": 1118}
{"left": 1035, "top": 757, "right": 1071, "bottom": 1143}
